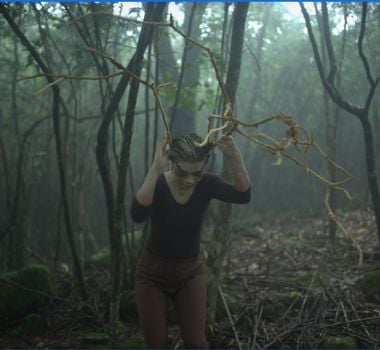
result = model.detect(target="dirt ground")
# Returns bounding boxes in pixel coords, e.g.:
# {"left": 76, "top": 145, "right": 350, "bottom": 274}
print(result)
{"left": 1, "top": 209, "right": 379, "bottom": 348}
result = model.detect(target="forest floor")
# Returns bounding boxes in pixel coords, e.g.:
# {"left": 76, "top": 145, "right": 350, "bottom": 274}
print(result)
{"left": 1, "top": 209, "right": 380, "bottom": 349}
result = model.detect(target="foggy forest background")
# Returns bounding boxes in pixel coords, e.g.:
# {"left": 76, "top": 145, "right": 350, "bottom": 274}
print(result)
{"left": 1, "top": 2, "right": 380, "bottom": 348}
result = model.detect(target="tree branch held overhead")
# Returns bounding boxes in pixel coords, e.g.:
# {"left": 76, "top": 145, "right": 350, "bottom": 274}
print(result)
{"left": 19, "top": 4, "right": 358, "bottom": 262}
{"left": 22, "top": 8, "right": 353, "bottom": 183}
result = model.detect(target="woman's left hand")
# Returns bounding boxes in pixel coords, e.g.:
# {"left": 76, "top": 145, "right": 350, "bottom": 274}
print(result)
{"left": 217, "top": 135, "right": 240, "bottom": 159}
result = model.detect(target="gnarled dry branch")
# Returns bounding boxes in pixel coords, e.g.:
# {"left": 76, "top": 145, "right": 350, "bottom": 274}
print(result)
{"left": 21, "top": 12, "right": 358, "bottom": 264}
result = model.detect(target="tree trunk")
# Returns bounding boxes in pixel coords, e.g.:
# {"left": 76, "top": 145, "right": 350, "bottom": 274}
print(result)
{"left": 359, "top": 115, "right": 380, "bottom": 248}
{"left": 93, "top": 3, "right": 167, "bottom": 345}
{"left": 0, "top": 3, "right": 87, "bottom": 297}
{"left": 300, "top": 2, "right": 380, "bottom": 250}
{"left": 207, "top": 2, "right": 249, "bottom": 325}
{"left": 170, "top": 3, "right": 207, "bottom": 135}
{"left": 314, "top": 2, "right": 337, "bottom": 242}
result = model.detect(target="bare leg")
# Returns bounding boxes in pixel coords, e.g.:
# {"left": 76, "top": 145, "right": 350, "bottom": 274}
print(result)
{"left": 173, "top": 273, "right": 208, "bottom": 349}
{"left": 135, "top": 279, "right": 168, "bottom": 348}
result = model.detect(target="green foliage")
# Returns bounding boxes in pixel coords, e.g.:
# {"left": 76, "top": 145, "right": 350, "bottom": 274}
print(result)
{"left": 125, "top": 333, "right": 145, "bottom": 348}
{"left": 0, "top": 264, "right": 56, "bottom": 319}
{"left": 292, "top": 271, "right": 331, "bottom": 288}
{"left": 89, "top": 248, "right": 111, "bottom": 269}
{"left": 321, "top": 335, "right": 357, "bottom": 349}
{"left": 261, "top": 290, "right": 302, "bottom": 319}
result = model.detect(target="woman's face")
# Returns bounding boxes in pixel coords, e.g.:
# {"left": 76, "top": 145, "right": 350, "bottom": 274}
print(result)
{"left": 172, "top": 160, "right": 206, "bottom": 190}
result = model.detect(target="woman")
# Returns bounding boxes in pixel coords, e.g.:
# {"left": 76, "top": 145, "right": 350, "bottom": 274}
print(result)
{"left": 130, "top": 133, "right": 251, "bottom": 348}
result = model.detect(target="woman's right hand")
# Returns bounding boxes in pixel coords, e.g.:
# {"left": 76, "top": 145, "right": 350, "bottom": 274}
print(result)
{"left": 152, "top": 137, "right": 169, "bottom": 169}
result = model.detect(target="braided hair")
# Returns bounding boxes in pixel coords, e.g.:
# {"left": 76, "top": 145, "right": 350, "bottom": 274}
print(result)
{"left": 168, "top": 133, "right": 213, "bottom": 163}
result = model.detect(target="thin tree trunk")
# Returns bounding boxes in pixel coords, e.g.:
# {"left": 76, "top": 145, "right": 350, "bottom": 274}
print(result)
{"left": 359, "top": 114, "right": 380, "bottom": 244}
{"left": 0, "top": 107, "right": 11, "bottom": 213}
{"left": 93, "top": 3, "right": 167, "bottom": 345}
{"left": 300, "top": 2, "right": 380, "bottom": 250}
{"left": 164, "top": 3, "right": 207, "bottom": 135}
{"left": 314, "top": 3, "right": 337, "bottom": 242}
{"left": 248, "top": 4, "right": 272, "bottom": 113}
{"left": 207, "top": 2, "right": 249, "bottom": 325}
{"left": 170, "top": 3, "right": 197, "bottom": 130}
{"left": 0, "top": 3, "right": 87, "bottom": 298}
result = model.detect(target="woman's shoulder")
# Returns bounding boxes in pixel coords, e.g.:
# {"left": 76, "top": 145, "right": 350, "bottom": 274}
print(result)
{"left": 200, "top": 172, "right": 221, "bottom": 187}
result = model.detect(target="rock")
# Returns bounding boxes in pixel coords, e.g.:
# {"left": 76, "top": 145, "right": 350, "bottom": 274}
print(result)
{"left": 321, "top": 335, "right": 357, "bottom": 348}
{"left": 358, "top": 270, "right": 380, "bottom": 303}
{"left": 0, "top": 264, "right": 56, "bottom": 320}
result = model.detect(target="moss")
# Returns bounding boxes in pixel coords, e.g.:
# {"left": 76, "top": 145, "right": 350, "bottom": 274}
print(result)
{"left": 261, "top": 291, "right": 299, "bottom": 320}
{"left": 261, "top": 290, "right": 314, "bottom": 320}
{"left": 0, "top": 264, "right": 56, "bottom": 320}
{"left": 321, "top": 335, "right": 357, "bottom": 348}
{"left": 90, "top": 248, "right": 111, "bottom": 269}
{"left": 358, "top": 270, "right": 380, "bottom": 303}
{"left": 125, "top": 333, "right": 145, "bottom": 348}
{"left": 293, "top": 272, "right": 330, "bottom": 288}
{"left": 277, "top": 290, "right": 303, "bottom": 305}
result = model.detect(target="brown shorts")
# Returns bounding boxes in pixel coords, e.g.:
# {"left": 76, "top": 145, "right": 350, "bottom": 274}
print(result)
{"left": 135, "top": 250, "right": 208, "bottom": 348}
{"left": 136, "top": 250, "right": 206, "bottom": 296}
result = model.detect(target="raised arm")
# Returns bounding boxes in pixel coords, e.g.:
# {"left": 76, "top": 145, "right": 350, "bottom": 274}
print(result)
{"left": 136, "top": 138, "right": 169, "bottom": 207}
{"left": 217, "top": 135, "right": 251, "bottom": 192}
{"left": 131, "top": 139, "right": 169, "bottom": 223}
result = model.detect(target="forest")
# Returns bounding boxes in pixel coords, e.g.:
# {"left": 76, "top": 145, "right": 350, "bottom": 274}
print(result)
{"left": 0, "top": 1, "right": 380, "bottom": 348}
